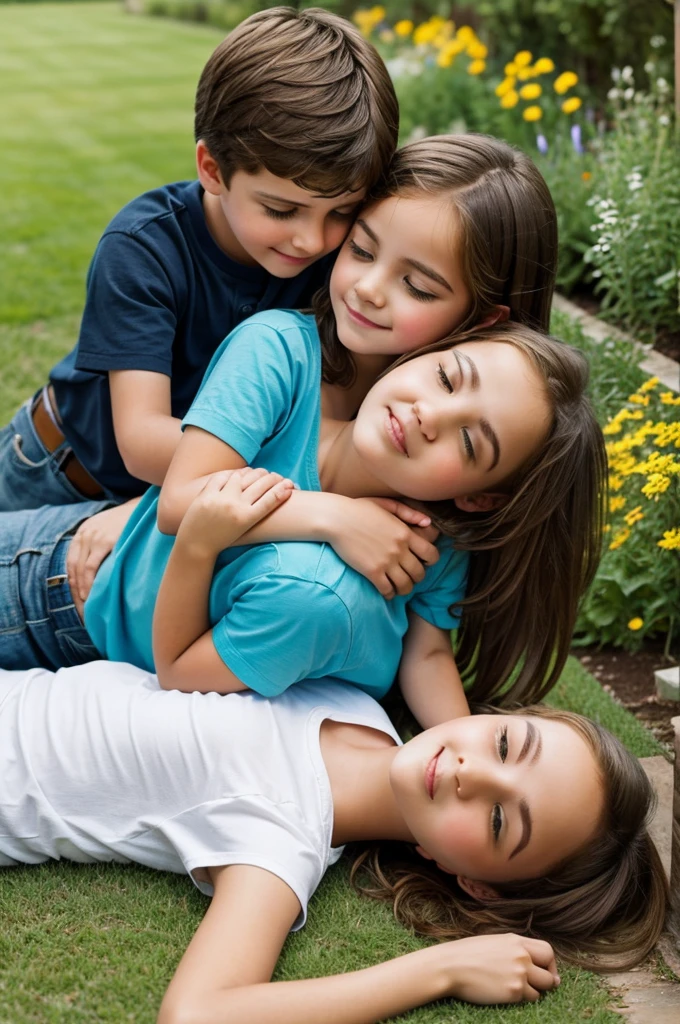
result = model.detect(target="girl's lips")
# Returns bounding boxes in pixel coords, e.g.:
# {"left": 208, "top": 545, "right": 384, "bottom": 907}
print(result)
{"left": 344, "top": 301, "right": 386, "bottom": 330}
{"left": 426, "top": 748, "right": 443, "bottom": 799}
{"left": 386, "top": 408, "right": 407, "bottom": 455}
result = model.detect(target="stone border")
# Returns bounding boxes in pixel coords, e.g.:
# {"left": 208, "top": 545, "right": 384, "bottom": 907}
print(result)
{"left": 552, "top": 294, "right": 680, "bottom": 393}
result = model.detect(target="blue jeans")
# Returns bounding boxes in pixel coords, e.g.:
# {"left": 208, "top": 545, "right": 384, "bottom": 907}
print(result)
{"left": 0, "top": 398, "right": 108, "bottom": 511}
{"left": 0, "top": 500, "right": 109, "bottom": 670}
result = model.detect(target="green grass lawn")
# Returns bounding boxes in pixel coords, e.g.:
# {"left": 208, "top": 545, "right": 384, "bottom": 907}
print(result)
{"left": 0, "top": 4, "right": 666, "bottom": 1021}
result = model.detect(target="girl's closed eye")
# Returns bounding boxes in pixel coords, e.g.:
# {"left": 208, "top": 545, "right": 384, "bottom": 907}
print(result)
{"left": 491, "top": 803, "right": 503, "bottom": 842}
{"left": 263, "top": 206, "right": 296, "bottom": 220}
{"left": 437, "top": 362, "right": 453, "bottom": 393}
{"left": 404, "top": 278, "right": 437, "bottom": 303}
{"left": 348, "top": 238, "right": 373, "bottom": 261}
{"left": 497, "top": 725, "right": 509, "bottom": 763}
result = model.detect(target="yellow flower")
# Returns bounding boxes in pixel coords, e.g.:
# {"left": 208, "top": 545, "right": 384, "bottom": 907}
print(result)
{"left": 609, "top": 527, "right": 631, "bottom": 550}
{"left": 500, "top": 89, "right": 519, "bottom": 109}
{"left": 456, "top": 25, "right": 476, "bottom": 45}
{"left": 523, "top": 105, "right": 543, "bottom": 122}
{"left": 582, "top": 171, "right": 592, "bottom": 181}
{"left": 533, "top": 57, "right": 555, "bottom": 74}
{"left": 629, "top": 393, "right": 650, "bottom": 405}
{"left": 370, "top": 5, "right": 385, "bottom": 18}
{"left": 517, "top": 66, "right": 535, "bottom": 81}
{"left": 641, "top": 473, "right": 671, "bottom": 497}
{"left": 467, "top": 41, "right": 488, "bottom": 60}
{"left": 413, "top": 22, "right": 438, "bottom": 46}
{"left": 562, "top": 96, "right": 582, "bottom": 114}
{"left": 660, "top": 391, "right": 680, "bottom": 405}
{"left": 496, "top": 76, "right": 517, "bottom": 97}
{"left": 609, "top": 496, "right": 626, "bottom": 513}
{"left": 514, "top": 50, "right": 533, "bottom": 66}
{"left": 554, "top": 71, "right": 579, "bottom": 94}
{"left": 394, "top": 19, "right": 413, "bottom": 37}
{"left": 505, "top": 61, "right": 518, "bottom": 76}
{"left": 624, "top": 505, "right": 644, "bottom": 526}
{"left": 520, "top": 83, "right": 542, "bottom": 100}
{"left": 609, "top": 474, "right": 624, "bottom": 491}
{"left": 639, "top": 376, "right": 659, "bottom": 393}
{"left": 468, "top": 59, "right": 486, "bottom": 75}
{"left": 627, "top": 617, "right": 644, "bottom": 631}
{"left": 658, "top": 528, "right": 680, "bottom": 551}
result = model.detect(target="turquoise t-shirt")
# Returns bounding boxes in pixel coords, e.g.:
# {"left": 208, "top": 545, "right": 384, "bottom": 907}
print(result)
{"left": 85, "top": 310, "right": 469, "bottom": 699}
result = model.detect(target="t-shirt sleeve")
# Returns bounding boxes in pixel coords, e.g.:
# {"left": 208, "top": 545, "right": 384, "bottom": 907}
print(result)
{"left": 211, "top": 573, "right": 352, "bottom": 697}
{"left": 408, "top": 543, "right": 469, "bottom": 629}
{"left": 75, "top": 232, "right": 181, "bottom": 375}
{"left": 182, "top": 319, "right": 303, "bottom": 465}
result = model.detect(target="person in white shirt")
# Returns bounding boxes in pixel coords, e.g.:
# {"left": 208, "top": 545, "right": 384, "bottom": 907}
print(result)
{"left": 0, "top": 647, "right": 667, "bottom": 1019}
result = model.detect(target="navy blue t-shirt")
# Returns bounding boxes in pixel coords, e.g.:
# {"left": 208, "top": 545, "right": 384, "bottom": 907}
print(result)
{"left": 50, "top": 181, "right": 333, "bottom": 497}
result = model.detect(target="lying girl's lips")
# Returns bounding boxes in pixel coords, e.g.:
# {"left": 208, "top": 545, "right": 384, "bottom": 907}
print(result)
{"left": 386, "top": 408, "right": 408, "bottom": 455}
{"left": 426, "top": 747, "right": 444, "bottom": 799}
{"left": 344, "top": 302, "right": 386, "bottom": 329}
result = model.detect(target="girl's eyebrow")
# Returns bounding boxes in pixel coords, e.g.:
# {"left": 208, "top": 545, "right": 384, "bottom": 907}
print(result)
{"left": 508, "top": 722, "right": 542, "bottom": 861}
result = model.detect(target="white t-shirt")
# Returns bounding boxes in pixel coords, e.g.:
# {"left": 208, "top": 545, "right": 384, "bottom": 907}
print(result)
{"left": 0, "top": 663, "right": 401, "bottom": 929}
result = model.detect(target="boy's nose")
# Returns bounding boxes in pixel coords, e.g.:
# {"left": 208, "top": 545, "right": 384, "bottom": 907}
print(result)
{"left": 291, "top": 223, "right": 325, "bottom": 256}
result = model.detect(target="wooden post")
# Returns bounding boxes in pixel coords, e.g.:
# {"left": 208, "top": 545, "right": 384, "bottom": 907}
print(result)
{"left": 676, "top": 1, "right": 680, "bottom": 126}
{"left": 671, "top": 715, "right": 680, "bottom": 943}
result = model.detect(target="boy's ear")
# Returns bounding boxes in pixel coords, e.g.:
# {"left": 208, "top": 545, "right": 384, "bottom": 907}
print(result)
{"left": 456, "top": 876, "right": 501, "bottom": 901}
{"left": 453, "top": 492, "right": 508, "bottom": 513}
{"left": 196, "top": 140, "right": 224, "bottom": 195}
{"left": 475, "top": 304, "right": 511, "bottom": 330}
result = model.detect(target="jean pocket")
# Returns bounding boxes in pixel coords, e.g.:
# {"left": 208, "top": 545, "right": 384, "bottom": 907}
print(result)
{"left": 11, "top": 431, "right": 51, "bottom": 469}
{"left": 55, "top": 628, "right": 99, "bottom": 667}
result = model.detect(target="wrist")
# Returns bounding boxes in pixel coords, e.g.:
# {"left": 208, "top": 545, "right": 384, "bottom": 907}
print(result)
{"left": 314, "top": 493, "right": 355, "bottom": 544}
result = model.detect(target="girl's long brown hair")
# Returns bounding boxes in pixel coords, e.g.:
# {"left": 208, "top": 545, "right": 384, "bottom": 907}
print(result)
{"left": 351, "top": 707, "right": 669, "bottom": 971}
{"left": 316, "top": 132, "right": 557, "bottom": 387}
{"left": 390, "top": 321, "right": 607, "bottom": 706}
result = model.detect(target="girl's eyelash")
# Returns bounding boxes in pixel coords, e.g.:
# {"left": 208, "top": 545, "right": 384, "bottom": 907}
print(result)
{"left": 437, "top": 363, "right": 453, "bottom": 393}
{"left": 263, "top": 206, "right": 296, "bottom": 220}
{"left": 492, "top": 804, "right": 503, "bottom": 842}
{"left": 497, "top": 725, "right": 509, "bottom": 763}
{"left": 404, "top": 278, "right": 437, "bottom": 302}
{"left": 462, "top": 428, "right": 475, "bottom": 462}
{"left": 348, "top": 238, "right": 372, "bottom": 260}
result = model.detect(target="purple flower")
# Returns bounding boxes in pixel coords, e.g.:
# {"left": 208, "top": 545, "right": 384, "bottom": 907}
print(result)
{"left": 571, "top": 123, "right": 584, "bottom": 154}
{"left": 536, "top": 133, "right": 549, "bottom": 154}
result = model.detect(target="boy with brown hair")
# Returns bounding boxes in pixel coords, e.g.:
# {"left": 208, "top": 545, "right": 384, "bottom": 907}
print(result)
{"left": 0, "top": 6, "right": 398, "bottom": 511}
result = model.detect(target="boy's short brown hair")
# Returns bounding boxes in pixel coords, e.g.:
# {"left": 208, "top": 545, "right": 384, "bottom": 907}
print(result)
{"left": 194, "top": 6, "right": 398, "bottom": 196}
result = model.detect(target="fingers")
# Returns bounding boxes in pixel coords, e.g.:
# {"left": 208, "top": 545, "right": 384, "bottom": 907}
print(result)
{"left": 522, "top": 937, "right": 558, "bottom": 977}
{"left": 385, "top": 500, "right": 432, "bottom": 528}
{"left": 526, "top": 963, "right": 560, "bottom": 995}
{"left": 409, "top": 532, "right": 440, "bottom": 566}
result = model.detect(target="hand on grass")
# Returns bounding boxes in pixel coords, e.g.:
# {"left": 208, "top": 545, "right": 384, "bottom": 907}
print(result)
{"left": 176, "top": 468, "right": 294, "bottom": 558}
{"left": 441, "top": 933, "right": 560, "bottom": 1004}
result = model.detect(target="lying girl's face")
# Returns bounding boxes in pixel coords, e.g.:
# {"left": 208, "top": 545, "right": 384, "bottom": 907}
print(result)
{"left": 390, "top": 713, "right": 604, "bottom": 885}
{"left": 329, "top": 194, "right": 473, "bottom": 357}
{"left": 352, "top": 339, "right": 552, "bottom": 505}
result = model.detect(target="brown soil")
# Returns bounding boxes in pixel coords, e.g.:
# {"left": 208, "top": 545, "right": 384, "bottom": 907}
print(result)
{"left": 574, "top": 645, "right": 678, "bottom": 747}
{"left": 568, "top": 288, "right": 680, "bottom": 362}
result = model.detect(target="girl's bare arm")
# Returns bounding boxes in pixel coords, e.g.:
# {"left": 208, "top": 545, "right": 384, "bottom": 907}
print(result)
{"left": 399, "top": 612, "right": 470, "bottom": 729}
{"left": 157, "top": 864, "right": 560, "bottom": 1024}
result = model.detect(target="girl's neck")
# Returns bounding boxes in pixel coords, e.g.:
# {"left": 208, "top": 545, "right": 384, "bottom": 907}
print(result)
{"left": 317, "top": 418, "right": 397, "bottom": 497}
{"left": 319, "top": 720, "right": 413, "bottom": 846}
{"left": 321, "top": 352, "right": 394, "bottom": 421}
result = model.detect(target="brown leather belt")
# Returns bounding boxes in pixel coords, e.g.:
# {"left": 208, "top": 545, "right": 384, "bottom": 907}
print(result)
{"left": 32, "top": 387, "right": 105, "bottom": 500}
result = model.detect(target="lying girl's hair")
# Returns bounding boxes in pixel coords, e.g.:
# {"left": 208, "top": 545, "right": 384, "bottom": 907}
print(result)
{"left": 351, "top": 706, "right": 669, "bottom": 971}
{"left": 391, "top": 320, "right": 607, "bottom": 706}
{"left": 317, "top": 132, "right": 557, "bottom": 386}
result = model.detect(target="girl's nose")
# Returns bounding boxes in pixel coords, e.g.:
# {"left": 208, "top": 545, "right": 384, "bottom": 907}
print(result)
{"left": 354, "top": 270, "right": 386, "bottom": 308}
{"left": 456, "top": 755, "right": 509, "bottom": 799}
{"left": 412, "top": 400, "right": 437, "bottom": 442}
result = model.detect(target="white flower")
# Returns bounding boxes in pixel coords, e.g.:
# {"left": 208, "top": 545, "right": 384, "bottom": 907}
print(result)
{"left": 607, "top": 87, "right": 620, "bottom": 100}
{"left": 650, "top": 35, "right": 665, "bottom": 49}
{"left": 656, "top": 78, "right": 669, "bottom": 92}
{"left": 621, "top": 66, "right": 634, "bottom": 83}
{"left": 644, "top": 61, "right": 654, "bottom": 74}
{"left": 592, "top": 270, "right": 603, "bottom": 278}
{"left": 659, "top": 114, "right": 670, "bottom": 127}
{"left": 623, "top": 87, "right": 635, "bottom": 101}
{"left": 629, "top": 180, "right": 644, "bottom": 192}
{"left": 611, "top": 67, "right": 621, "bottom": 82}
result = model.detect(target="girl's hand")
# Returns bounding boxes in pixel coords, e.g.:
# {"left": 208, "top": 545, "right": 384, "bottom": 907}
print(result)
{"left": 66, "top": 498, "right": 141, "bottom": 616}
{"left": 441, "top": 933, "right": 560, "bottom": 1004}
{"left": 176, "top": 468, "right": 294, "bottom": 558}
{"left": 329, "top": 497, "right": 440, "bottom": 598}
